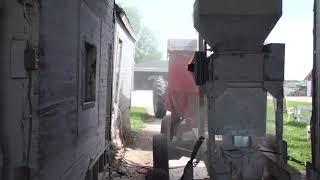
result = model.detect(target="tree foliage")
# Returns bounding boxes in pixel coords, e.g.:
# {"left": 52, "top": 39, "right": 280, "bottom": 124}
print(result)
{"left": 122, "top": 6, "right": 162, "bottom": 63}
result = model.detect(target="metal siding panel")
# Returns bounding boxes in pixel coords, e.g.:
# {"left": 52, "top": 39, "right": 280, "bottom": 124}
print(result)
{"left": 211, "top": 88, "right": 267, "bottom": 136}
{"left": 0, "top": 1, "right": 36, "bottom": 180}
{"left": 214, "top": 54, "right": 264, "bottom": 82}
{"left": 38, "top": 0, "right": 114, "bottom": 180}
{"left": 113, "top": 22, "right": 135, "bottom": 132}
{"left": 39, "top": 0, "right": 79, "bottom": 178}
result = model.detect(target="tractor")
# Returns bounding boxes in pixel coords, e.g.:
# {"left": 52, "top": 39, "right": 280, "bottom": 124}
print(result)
{"left": 152, "top": 39, "right": 206, "bottom": 179}
{"left": 153, "top": 39, "right": 201, "bottom": 144}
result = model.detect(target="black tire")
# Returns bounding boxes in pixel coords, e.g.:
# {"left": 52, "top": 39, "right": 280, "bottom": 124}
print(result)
{"left": 161, "top": 115, "right": 172, "bottom": 142}
{"left": 153, "top": 77, "right": 167, "bottom": 118}
{"left": 153, "top": 134, "right": 169, "bottom": 180}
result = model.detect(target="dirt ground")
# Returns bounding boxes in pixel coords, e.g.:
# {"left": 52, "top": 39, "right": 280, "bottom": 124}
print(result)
{"left": 120, "top": 91, "right": 208, "bottom": 180}
{"left": 123, "top": 117, "right": 209, "bottom": 180}
{"left": 124, "top": 90, "right": 159, "bottom": 173}
{"left": 125, "top": 90, "right": 160, "bottom": 163}
{"left": 124, "top": 117, "right": 161, "bottom": 168}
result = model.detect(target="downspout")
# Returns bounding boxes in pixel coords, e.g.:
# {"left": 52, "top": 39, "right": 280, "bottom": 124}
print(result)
{"left": 0, "top": 140, "right": 9, "bottom": 180}
{"left": 311, "top": 0, "right": 317, "bottom": 168}
{"left": 0, "top": 0, "right": 9, "bottom": 179}
{"left": 310, "top": 0, "right": 320, "bottom": 178}
{"left": 0, "top": 146, "right": 2, "bottom": 180}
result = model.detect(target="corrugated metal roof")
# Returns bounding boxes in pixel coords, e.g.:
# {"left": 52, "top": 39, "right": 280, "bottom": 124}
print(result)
{"left": 134, "top": 60, "right": 168, "bottom": 72}
{"left": 167, "top": 39, "right": 198, "bottom": 52}
{"left": 115, "top": 4, "right": 137, "bottom": 41}
{"left": 305, "top": 70, "right": 313, "bottom": 81}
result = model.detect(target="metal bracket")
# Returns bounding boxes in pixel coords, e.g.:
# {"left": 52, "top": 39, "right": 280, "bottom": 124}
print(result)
{"left": 0, "top": 147, "right": 2, "bottom": 179}
{"left": 180, "top": 137, "right": 204, "bottom": 180}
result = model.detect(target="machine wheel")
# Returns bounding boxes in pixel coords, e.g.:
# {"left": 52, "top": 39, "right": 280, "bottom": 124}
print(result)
{"left": 153, "top": 77, "right": 167, "bottom": 118}
{"left": 153, "top": 134, "right": 169, "bottom": 180}
{"left": 161, "top": 115, "right": 172, "bottom": 142}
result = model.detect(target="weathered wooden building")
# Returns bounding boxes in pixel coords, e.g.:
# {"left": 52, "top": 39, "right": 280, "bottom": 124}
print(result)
{"left": 111, "top": 5, "right": 136, "bottom": 143}
{"left": 0, "top": 0, "right": 115, "bottom": 180}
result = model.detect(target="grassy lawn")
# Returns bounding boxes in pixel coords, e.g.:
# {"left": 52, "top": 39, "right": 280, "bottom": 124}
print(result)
{"left": 284, "top": 101, "right": 312, "bottom": 170}
{"left": 126, "top": 107, "right": 150, "bottom": 146}
{"left": 267, "top": 100, "right": 312, "bottom": 170}
{"left": 130, "top": 107, "right": 150, "bottom": 130}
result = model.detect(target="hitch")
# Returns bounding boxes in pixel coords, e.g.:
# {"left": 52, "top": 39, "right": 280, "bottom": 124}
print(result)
{"left": 180, "top": 136, "right": 205, "bottom": 180}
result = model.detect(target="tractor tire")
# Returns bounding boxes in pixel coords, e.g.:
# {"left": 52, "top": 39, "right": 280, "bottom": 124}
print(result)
{"left": 153, "top": 134, "right": 169, "bottom": 180}
{"left": 153, "top": 77, "right": 167, "bottom": 118}
{"left": 161, "top": 115, "right": 172, "bottom": 142}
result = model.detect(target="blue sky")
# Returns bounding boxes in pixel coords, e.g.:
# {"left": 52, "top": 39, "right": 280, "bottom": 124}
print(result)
{"left": 117, "top": 0, "right": 313, "bottom": 80}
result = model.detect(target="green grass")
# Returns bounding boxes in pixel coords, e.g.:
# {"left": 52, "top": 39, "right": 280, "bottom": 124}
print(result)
{"left": 267, "top": 100, "right": 312, "bottom": 170}
{"left": 284, "top": 120, "right": 311, "bottom": 170}
{"left": 284, "top": 101, "right": 312, "bottom": 170}
{"left": 130, "top": 107, "right": 151, "bottom": 130}
{"left": 286, "top": 101, "right": 311, "bottom": 108}
{"left": 126, "top": 107, "right": 151, "bottom": 146}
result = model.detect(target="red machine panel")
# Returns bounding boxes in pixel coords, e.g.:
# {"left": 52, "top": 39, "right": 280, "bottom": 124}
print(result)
{"left": 165, "top": 51, "right": 199, "bottom": 120}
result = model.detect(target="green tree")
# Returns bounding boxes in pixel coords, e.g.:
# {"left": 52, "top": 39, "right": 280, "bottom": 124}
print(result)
{"left": 121, "top": 6, "right": 162, "bottom": 63}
